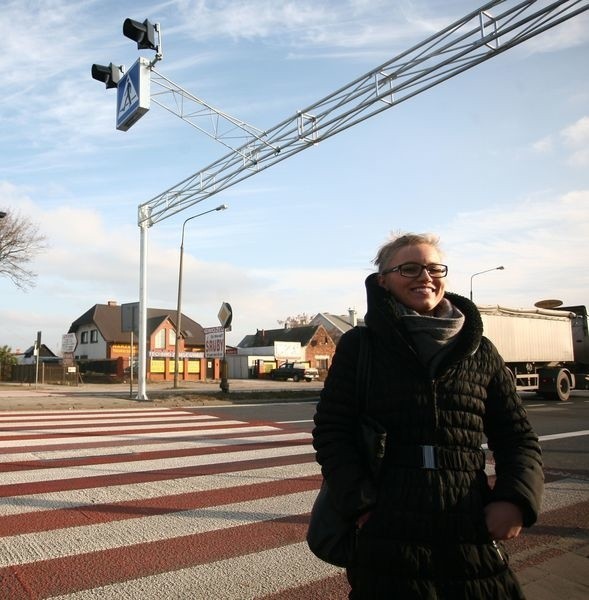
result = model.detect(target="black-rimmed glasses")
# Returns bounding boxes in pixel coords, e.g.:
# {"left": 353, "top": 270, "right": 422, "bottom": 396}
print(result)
{"left": 381, "top": 262, "right": 448, "bottom": 278}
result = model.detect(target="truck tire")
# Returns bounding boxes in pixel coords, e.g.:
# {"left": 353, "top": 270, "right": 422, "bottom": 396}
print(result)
{"left": 554, "top": 369, "right": 571, "bottom": 401}
{"left": 292, "top": 374, "right": 300, "bottom": 382}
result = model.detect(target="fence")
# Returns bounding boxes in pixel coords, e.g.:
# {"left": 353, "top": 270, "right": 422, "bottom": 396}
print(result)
{"left": 7, "top": 364, "right": 81, "bottom": 385}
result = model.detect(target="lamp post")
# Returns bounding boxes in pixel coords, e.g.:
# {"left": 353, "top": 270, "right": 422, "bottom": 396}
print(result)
{"left": 469, "top": 266, "right": 504, "bottom": 302}
{"left": 173, "top": 204, "right": 227, "bottom": 389}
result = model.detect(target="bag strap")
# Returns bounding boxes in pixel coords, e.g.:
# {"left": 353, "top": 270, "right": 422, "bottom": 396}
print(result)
{"left": 355, "top": 326, "right": 371, "bottom": 412}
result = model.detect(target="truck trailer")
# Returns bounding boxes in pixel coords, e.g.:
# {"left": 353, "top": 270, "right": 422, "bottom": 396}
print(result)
{"left": 478, "top": 304, "right": 589, "bottom": 401}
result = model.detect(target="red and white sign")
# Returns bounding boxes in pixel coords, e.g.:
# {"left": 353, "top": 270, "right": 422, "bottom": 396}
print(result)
{"left": 204, "top": 326, "right": 225, "bottom": 358}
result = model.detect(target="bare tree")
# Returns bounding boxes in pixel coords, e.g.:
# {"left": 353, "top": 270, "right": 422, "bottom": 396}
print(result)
{"left": 277, "top": 313, "right": 313, "bottom": 328}
{"left": 0, "top": 210, "right": 47, "bottom": 290}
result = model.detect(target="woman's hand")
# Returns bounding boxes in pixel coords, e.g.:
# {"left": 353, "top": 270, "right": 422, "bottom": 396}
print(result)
{"left": 485, "top": 501, "right": 523, "bottom": 540}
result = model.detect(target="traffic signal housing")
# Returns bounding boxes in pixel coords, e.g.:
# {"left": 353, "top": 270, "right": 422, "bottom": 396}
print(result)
{"left": 123, "top": 18, "right": 157, "bottom": 51}
{"left": 91, "top": 63, "right": 124, "bottom": 89}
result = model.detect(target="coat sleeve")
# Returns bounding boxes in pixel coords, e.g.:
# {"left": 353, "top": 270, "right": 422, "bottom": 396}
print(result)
{"left": 312, "top": 327, "right": 378, "bottom": 518}
{"left": 482, "top": 338, "right": 544, "bottom": 527}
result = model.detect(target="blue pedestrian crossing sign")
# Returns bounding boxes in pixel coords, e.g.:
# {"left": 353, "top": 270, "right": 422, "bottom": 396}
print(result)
{"left": 116, "top": 57, "right": 151, "bottom": 131}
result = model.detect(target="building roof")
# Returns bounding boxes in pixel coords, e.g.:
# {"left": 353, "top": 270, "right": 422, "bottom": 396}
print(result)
{"left": 315, "top": 312, "right": 364, "bottom": 332}
{"left": 68, "top": 303, "right": 205, "bottom": 345}
{"left": 237, "top": 325, "right": 322, "bottom": 349}
{"left": 22, "top": 344, "right": 57, "bottom": 359}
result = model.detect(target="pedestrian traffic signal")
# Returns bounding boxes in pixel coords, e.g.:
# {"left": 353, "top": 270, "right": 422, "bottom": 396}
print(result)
{"left": 123, "top": 18, "right": 157, "bottom": 51}
{"left": 91, "top": 63, "right": 124, "bottom": 89}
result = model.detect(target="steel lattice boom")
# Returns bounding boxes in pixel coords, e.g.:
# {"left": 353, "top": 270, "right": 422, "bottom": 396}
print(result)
{"left": 138, "top": 0, "right": 588, "bottom": 226}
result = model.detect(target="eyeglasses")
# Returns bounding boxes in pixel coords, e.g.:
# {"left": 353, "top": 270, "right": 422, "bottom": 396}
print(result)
{"left": 381, "top": 262, "right": 448, "bottom": 278}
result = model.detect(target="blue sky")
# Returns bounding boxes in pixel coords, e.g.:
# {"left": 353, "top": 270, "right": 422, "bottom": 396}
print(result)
{"left": 1, "top": 0, "right": 588, "bottom": 355}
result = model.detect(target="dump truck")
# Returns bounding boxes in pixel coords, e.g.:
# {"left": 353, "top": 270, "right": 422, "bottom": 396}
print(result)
{"left": 478, "top": 304, "right": 589, "bottom": 401}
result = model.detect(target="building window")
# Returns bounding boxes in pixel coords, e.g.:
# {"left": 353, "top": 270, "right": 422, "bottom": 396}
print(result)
{"left": 81, "top": 331, "right": 88, "bottom": 344}
{"left": 90, "top": 329, "right": 98, "bottom": 343}
{"left": 154, "top": 329, "right": 166, "bottom": 349}
{"left": 150, "top": 358, "right": 165, "bottom": 373}
{"left": 317, "top": 358, "right": 329, "bottom": 370}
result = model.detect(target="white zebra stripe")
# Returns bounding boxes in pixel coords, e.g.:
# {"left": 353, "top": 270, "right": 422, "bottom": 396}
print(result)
{"left": 49, "top": 541, "right": 342, "bottom": 600}
{"left": 0, "top": 490, "right": 317, "bottom": 567}
{"left": 0, "top": 461, "right": 320, "bottom": 517}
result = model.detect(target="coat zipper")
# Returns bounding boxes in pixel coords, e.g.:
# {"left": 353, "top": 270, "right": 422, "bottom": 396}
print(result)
{"left": 431, "top": 379, "right": 439, "bottom": 431}
{"left": 492, "top": 540, "right": 507, "bottom": 565}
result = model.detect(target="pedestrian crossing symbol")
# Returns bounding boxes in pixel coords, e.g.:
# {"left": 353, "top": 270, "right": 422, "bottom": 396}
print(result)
{"left": 116, "top": 57, "right": 151, "bottom": 131}
{"left": 119, "top": 79, "right": 139, "bottom": 115}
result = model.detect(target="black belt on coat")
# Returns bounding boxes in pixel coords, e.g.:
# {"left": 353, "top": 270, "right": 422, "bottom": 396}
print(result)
{"left": 386, "top": 444, "right": 486, "bottom": 471}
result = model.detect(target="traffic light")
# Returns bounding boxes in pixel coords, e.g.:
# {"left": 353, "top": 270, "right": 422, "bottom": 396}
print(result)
{"left": 91, "top": 63, "right": 124, "bottom": 89}
{"left": 123, "top": 18, "right": 157, "bottom": 51}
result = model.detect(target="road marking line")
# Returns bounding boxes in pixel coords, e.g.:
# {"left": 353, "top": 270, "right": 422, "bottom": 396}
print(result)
{"left": 538, "top": 430, "right": 589, "bottom": 441}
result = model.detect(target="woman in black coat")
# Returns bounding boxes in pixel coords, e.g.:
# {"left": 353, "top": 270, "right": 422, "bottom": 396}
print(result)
{"left": 312, "top": 232, "right": 544, "bottom": 599}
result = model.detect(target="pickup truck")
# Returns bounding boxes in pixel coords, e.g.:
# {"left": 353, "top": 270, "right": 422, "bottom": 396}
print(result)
{"left": 270, "top": 362, "right": 319, "bottom": 382}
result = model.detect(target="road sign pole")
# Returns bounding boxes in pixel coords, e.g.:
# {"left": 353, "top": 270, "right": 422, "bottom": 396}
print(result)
{"left": 220, "top": 328, "right": 229, "bottom": 393}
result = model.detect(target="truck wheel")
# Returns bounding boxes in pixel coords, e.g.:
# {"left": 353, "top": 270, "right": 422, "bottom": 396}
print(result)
{"left": 553, "top": 369, "right": 571, "bottom": 401}
{"left": 293, "top": 374, "right": 300, "bottom": 382}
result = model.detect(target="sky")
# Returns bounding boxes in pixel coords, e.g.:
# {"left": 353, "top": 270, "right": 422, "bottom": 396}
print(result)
{"left": 1, "top": 0, "right": 588, "bottom": 355}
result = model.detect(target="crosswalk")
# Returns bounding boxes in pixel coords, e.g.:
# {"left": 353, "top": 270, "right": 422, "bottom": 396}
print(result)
{"left": 0, "top": 408, "right": 348, "bottom": 599}
{"left": 1, "top": 408, "right": 587, "bottom": 599}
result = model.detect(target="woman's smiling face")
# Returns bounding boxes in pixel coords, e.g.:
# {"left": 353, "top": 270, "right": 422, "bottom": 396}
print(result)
{"left": 377, "top": 243, "right": 446, "bottom": 315}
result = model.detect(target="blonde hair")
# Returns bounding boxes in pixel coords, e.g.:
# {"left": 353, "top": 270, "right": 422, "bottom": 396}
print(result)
{"left": 373, "top": 232, "right": 442, "bottom": 274}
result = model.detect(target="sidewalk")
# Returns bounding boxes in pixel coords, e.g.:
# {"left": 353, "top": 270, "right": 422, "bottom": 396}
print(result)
{"left": 0, "top": 381, "right": 587, "bottom": 599}
{"left": 516, "top": 544, "right": 589, "bottom": 599}
{"left": 0, "top": 379, "right": 323, "bottom": 411}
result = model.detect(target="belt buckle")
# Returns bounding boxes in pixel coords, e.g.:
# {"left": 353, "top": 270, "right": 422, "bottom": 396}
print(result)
{"left": 421, "top": 445, "right": 438, "bottom": 469}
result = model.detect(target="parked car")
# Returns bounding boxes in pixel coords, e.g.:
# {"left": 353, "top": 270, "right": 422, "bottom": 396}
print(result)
{"left": 270, "top": 362, "right": 319, "bottom": 382}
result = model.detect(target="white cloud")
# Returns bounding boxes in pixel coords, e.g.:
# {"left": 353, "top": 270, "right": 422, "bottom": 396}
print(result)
{"left": 561, "top": 116, "right": 589, "bottom": 167}
{"left": 443, "top": 190, "right": 589, "bottom": 306}
{"left": 173, "top": 0, "right": 437, "bottom": 50}
{"left": 519, "top": 9, "right": 589, "bottom": 54}
{"left": 562, "top": 115, "right": 589, "bottom": 145}
{"left": 531, "top": 135, "right": 553, "bottom": 153}
{"left": 529, "top": 116, "right": 589, "bottom": 167}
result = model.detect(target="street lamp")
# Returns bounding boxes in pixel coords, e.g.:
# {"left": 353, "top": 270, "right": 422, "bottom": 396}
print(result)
{"left": 173, "top": 204, "right": 227, "bottom": 388}
{"left": 470, "top": 266, "right": 505, "bottom": 301}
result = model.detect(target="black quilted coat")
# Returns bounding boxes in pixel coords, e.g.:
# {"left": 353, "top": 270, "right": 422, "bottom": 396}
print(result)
{"left": 312, "top": 274, "right": 544, "bottom": 599}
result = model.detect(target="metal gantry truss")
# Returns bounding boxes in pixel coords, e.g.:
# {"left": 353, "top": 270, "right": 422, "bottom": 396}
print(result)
{"left": 138, "top": 0, "right": 589, "bottom": 226}
{"left": 133, "top": 0, "right": 587, "bottom": 400}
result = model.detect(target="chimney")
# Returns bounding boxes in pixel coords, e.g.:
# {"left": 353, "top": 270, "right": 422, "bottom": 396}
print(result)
{"left": 348, "top": 308, "right": 357, "bottom": 327}
{"left": 107, "top": 300, "right": 118, "bottom": 306}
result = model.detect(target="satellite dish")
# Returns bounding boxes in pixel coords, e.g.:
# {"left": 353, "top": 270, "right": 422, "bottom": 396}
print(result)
{"left": 534, "top": 299, "right": 563, "bottom": 309}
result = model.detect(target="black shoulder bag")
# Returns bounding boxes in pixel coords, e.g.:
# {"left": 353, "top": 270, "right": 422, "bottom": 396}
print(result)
{"left": 306, "top": 327, "right": 386, "bottom": 568}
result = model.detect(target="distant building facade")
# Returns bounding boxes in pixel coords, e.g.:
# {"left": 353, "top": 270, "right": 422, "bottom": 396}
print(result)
{"left": 237, "top": 324, "right": 337, "bottom": 377}
{"left": 68, "top": 301, "right": 219, "bottom": 382}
